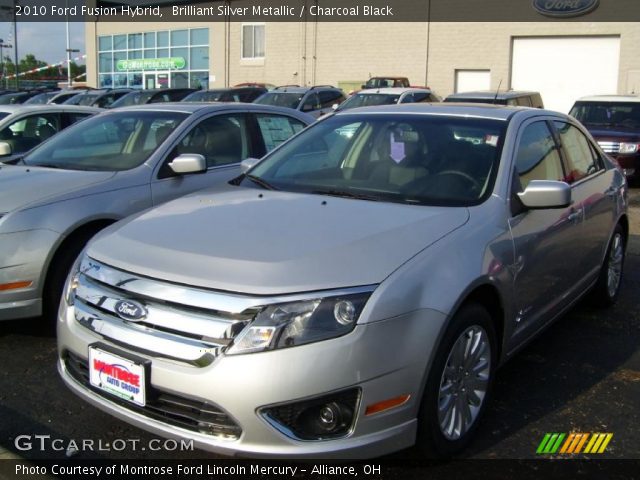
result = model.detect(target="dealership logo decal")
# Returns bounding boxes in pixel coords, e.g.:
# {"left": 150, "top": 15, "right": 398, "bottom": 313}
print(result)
{"left": 114, "top": 300, "right": 147, "bottom": 322}
{"left": 532, "top": 0, "right": 599, "bottom": 17}
{"left": 536, "top": 432, "right": 613, "bottom": 454}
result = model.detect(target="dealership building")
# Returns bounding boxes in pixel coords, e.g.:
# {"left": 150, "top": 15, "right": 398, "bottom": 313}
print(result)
{"left": 85, "top": 2, "right": 640, "bottom": 112}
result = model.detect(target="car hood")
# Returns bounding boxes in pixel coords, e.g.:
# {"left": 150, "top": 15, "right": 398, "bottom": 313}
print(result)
{"left": 88, "top": 186, "right": 469, "bottom": 295}
{"left": 0, "top": 165, "right": 115, "bottom": 213}
{"left": 585, "top": 125, "right": 640, "bottom": 142}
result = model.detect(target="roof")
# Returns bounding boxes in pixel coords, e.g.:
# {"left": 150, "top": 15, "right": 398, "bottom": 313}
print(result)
{"left": 575, "top": 95, "right": 640, "bottom": 103}
{"left": 356, "top": 87, "right": 432, "bottom": 95}
{"left": 271, "top": 85, "right": 340, "bottom": 93}
{"left": 334, "top": 102, "right": 537, "bottom": 120}
{"left": 109, "top": 102, "right": 316, "bottom": 120}
{"left": 0, "top": 104, "right": 102, "bottom": 115}
{"left": 446, "top": 90, "right": 539, "bottom": 100}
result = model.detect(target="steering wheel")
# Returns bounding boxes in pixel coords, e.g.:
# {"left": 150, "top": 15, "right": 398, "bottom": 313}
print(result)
{"left": 436, "top": 170, "right": 481, "bottom": 191}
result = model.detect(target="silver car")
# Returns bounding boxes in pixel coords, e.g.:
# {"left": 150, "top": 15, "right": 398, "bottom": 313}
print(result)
{"left": 0, "top": 104, "right": 100, "bottom": 161}
{"left": 57, "top": 104, "right": 628, "bottom": 458}
{"left": 0, "top": 103, "right": 312, "bottom": 321}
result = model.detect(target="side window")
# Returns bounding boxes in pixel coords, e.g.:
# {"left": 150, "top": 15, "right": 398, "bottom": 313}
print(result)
{"left": 64, "top": 112, "right": 93, "bottom": 128}
{"left": 301, "top": 93, "right": 319, "bottom": 111}
{"left": 256, "top": 114, "right": 306, "bottom": 152}
{"left": 318, "top": 90, "right": 343, "bottom": 109}
{"left": 0, "top": 114, "right": 60, "bottom": 152}
{"left": 507, "top": 98, "right": 518, "bottom": 106}
{"left": 174, "top": 114, "right": 250, "bottom": 168}
{"left": 554, "top": 121, "right": 601, "bottom": 183}
{"left": 517, "top": 96, "right": 532, "bottom": 107}
{"left": 412, "top": 92, "right": 430, "bottom": 103}
{"left": 515, "top": 121, "right": 564, "bottom": 189}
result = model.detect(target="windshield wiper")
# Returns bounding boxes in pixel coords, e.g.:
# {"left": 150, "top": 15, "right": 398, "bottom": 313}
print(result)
{"left": 310, "top": 189, "right": 382, "bottom": 202}
{"left": 246, "top": 174, "right": 277, "bottom": 190}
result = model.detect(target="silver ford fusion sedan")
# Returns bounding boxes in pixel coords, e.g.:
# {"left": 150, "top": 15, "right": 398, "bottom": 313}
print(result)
{"left": 57, "top": 104, "right": 628, "bottom": 458}
{"left": 0, "top": 103, "right": 312, "bottom": 321}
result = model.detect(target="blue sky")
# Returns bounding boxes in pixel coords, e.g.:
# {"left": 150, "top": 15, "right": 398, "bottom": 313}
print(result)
{"left": 0, "top": 22, "right": 85, "bottom": 65}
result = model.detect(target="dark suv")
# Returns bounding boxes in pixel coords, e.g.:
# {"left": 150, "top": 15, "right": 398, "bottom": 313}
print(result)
{"left": 570, "top": 95, "right": 640, "bottom": 182}
{"left": 444, "top": 90, "right": 544, "bottom": 108}
{"left": 253, "top": 85, "right": 346, "bottom": 118}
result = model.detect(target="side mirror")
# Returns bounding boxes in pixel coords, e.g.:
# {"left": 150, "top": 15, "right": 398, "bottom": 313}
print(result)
{"left": 240, "top": 157, "right": 261, "bottom": 174}
{"left": 168, "top": 154, "right": 206, "bottom": 175}
{"left": 0, "top": 142, "right": 12, "bottom": 157}
{"left": 517, "top": 180, "right": 571, "bottom": 209}
{"left": 361, "top": 84, "right": 366, "bottom": 89}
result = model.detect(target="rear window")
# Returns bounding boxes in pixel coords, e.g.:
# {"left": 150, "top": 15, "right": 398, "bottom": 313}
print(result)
{"left": 570, "top": 102, "right": 640, "bottom": 129}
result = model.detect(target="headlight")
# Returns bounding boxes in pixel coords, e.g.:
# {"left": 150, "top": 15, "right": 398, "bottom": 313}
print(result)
{"left": 63, "top": 253, "right": 84, "bottom": 306}
{"left": 226, "top": 291, "right": 372, "bottom": 355}
{"left": 619, "top": 143, "right": 639, "bottom": 154}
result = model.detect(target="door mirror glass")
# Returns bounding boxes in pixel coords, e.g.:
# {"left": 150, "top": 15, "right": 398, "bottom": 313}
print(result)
{"left": 518, "top": 180, "right": 571, "bottom": 209}
{"left": 168, "top": 154, "right": 207, "bottom": 175}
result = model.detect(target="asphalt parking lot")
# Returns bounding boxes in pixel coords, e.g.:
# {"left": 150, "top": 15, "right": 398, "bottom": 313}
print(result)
{"left": 0, "top": 190, "right": 639, "bottom": 463}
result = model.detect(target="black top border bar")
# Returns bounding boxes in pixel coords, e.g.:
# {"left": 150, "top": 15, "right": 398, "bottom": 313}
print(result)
{"left": 0, "top": 0, "right": 639, "bottom": 22}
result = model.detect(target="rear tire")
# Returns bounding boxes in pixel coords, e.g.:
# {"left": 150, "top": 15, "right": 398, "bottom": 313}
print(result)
{"left": 416, "top": 303, "right": 497, "bottom": 457}
{"left": 592, "top": 224, "right": 625, "bottom": 307}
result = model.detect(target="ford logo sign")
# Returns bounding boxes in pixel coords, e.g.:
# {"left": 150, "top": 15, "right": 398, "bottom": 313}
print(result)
{"left": 114, "top": 300, "right": 147, "bottom": 322}
{"left": 532, "top": 0, "right": 599, "bottom": 17}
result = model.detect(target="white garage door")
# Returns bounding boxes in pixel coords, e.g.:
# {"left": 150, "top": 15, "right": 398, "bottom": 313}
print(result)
{"left": 511, "top": 37, "right": 620, "bottom": 114}
{"left": 455, "top": 70, "right": 491, "bottom": 93}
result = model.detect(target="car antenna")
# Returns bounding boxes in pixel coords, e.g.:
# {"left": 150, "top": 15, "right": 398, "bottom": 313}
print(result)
{"left": 493, "top": 79, "right": 503, "bottom": 104}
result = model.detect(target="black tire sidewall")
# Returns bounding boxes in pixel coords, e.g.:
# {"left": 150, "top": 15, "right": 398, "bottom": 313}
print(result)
{"left": 417, "top": 303, "right": 497, "bottom": 457}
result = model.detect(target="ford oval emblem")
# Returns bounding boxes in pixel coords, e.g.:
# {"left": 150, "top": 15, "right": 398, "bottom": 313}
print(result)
{"left": 114, "top": 300, "right": 147, "bottom": 322}
{"left": 532, "top": 0, "right": 599, "bottom": 17}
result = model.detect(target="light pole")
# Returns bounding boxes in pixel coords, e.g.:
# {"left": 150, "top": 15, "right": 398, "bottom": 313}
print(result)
{"left": 0, "top": 39, "right": 13, "bottom": 88}
{"left": 66, "top": 48, "right": 79, "bottom": 87}
{"left": 0, "top": 1, "right": 17, "bottom": 89}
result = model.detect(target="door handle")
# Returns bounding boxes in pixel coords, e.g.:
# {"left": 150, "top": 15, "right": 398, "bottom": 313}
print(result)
{"left": 567, "top": 209, "right": 583, "bottom": 222}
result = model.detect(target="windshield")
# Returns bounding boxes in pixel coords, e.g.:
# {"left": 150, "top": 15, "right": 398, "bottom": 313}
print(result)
{"left": 183, "top": 90, "right": 227, "bottom": 102}
{"left": 65, "top": 93, "right": 100, "bottom": 106}
{"left": 110, "top": 91, "right": 155, "bottom": 108}
{"left": 246, "top": 114, "right": 506, "bottom": 206}
{"left": 254, "top": 92, "right": 303, "bottom": 109}
{"left": 570, "top": 101, "right": 640, "bottom": 128}
{"left": 25, "top": 92, "right": 57, "bottom": 105}
{"left": 338, "top": 93, "right": 401, "bottom": 111}
{"left": 23, "top": 111, "right": 188, "bottom": 171}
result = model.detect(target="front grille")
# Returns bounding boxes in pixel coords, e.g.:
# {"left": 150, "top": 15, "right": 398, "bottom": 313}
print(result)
{"left": 73, "top": 257, "right": 257, "bottom": 367}
{"left": 598, "top": 141, "right": 620, "bottom": 154}
{"left": 64, "top": 351, "right": 242, "bottom": 440}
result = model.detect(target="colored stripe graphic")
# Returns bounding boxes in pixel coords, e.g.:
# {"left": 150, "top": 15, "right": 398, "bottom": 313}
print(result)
{"left": 538, "top": 433, "right": 612, "bottom": 454}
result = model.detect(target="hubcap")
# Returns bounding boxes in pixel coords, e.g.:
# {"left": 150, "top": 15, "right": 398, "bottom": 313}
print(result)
{"left": 437, "top": 325, "right": 491, "bottom": 440}
{"left": 606, "top": 233, "right": 624, "bottom": 298}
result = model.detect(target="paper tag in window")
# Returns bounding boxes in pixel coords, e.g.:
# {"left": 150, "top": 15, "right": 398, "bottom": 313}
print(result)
{"left": 389, "top": 133, "right": 406, "bottom": 164}
{"left": 485, "top": 135, "right": 499, "bottom": 147}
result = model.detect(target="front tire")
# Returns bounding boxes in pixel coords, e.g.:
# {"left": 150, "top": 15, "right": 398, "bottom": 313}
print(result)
{"left": 417, "top": 303, "right": 497, "bottom": 456}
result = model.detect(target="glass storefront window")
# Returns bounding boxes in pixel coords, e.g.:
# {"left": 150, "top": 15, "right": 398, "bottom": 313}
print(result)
{"left": 157, "top": 48, "right": 169, "bottom": 59}
{"left": 99, "top": 74, "right": 113, "bottom": 88}
{"left": 171, "top": 47, "right": 189, "bottom": 68}
{"left": 114, "top": 34, "right": 127, "bottom": 50}
{"left": 129, "top": 50, "right": 143, "bottom": 60}
{"left": 190, "top": 46, "right": 208, "bottom": 70}
{"left": 99, "top": 53, "right": 112, "bottom": 73}
{"left": 114, "top": 73, "right": 128, "bottom": 87}
{"left": 98, "top": 36, "right": 112, "bottom": 52}
{"left": 128, "top": 73, "right": 143, "bottom": 88}
{"left": 171, "top": 72, "right": 189, "bottom": 88}
{"left": 190, "top": 72, "right": 209, "bottom": 89}
{"left": 157, "top": 31, "right": 169, "bottom": 48}
{"left": 144, "top": 32, "right": 155, "bottom": 49}
{"left": 144, "top": 49, "right": 156, "bottom": 59}
{"left": 171, "top": 30, "right": 188, "bottom": 47}
{"left": 128, "top": 33, "right": 142, "bottom": 49}
{"left": 190, "top": 28, "right": 208, "bottom": 46}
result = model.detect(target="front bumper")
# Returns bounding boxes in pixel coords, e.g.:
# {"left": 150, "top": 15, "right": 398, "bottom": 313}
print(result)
{"left": 57, "top": 301, "right": 447, "bottom": 458}
{"left": 0, "top": 229, "right": 59, "bottom": 321}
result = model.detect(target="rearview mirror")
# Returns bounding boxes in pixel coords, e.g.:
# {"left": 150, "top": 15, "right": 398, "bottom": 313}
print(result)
{"left": 240, "top": 157, "right": 261, "bottom": 174}
{"left": 168, "top": 154, "right": 206, "bottom": 175}
{"left": 518, "top": 180, "right": 571, "bottom": 209}
{"left": 0, "top": 142, "right": 12, "bottom": 157}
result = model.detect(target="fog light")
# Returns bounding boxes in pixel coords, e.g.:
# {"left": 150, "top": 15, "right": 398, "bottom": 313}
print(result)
{"left": 261, "top": 388, "right": 360, "bottom": 440}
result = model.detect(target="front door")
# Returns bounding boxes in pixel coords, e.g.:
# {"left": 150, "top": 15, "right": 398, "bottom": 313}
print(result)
{"left": 144, "top": 73, "right": 156, "bottom": 89}
{"left": 144, "top": 71, "right": 170, "bottom": 90}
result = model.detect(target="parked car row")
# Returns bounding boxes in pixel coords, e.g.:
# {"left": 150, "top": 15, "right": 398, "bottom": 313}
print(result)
{"left": 0, "top": 82, "right": 631, "bottom": 459}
